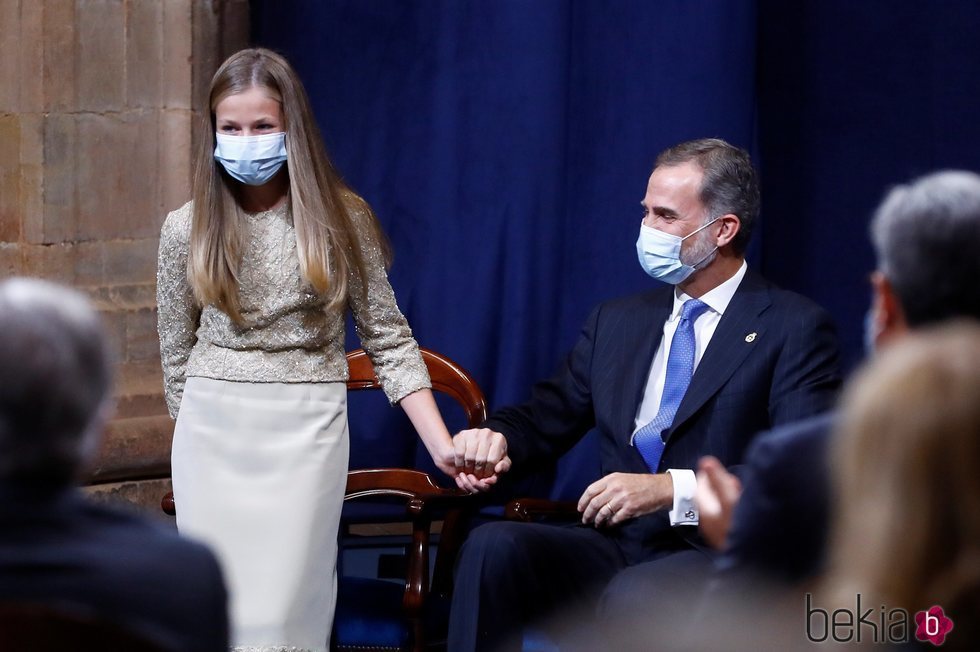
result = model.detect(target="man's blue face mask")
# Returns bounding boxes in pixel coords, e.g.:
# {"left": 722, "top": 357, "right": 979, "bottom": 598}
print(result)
{"left": 214, "top": 132, "right": 288, "bottom": 186}
{"left": 635, "top": 217, "right": 720, "bottom": 285}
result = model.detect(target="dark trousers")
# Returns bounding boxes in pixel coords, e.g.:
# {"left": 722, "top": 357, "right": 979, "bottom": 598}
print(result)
{"left": 448, "top": 520, "right": 714, "bottom": 652}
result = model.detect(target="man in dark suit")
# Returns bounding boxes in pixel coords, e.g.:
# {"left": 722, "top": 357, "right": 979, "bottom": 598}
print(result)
{"left": 448, "top": 139, "right": 842, "bottom": 651}
{"left": 0, "top": 278, "right": 229, "bottom": 652}
{"left": 697, "top": 169, "right": 980, "bottom": 584}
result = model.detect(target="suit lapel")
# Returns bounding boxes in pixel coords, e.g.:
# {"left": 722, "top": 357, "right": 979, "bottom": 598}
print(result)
{"left": 615, "top": 290, "right": 673, "bottom": 443}
{"left": 665, "top": 269, "right": 772, "bottom": 440}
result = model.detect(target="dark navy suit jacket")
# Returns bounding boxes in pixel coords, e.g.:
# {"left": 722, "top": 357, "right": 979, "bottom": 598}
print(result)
{"left": 486, "top": 269, "right": 842, "bottom": 563}
{"left": 720, "top": 412, "right": 836, "bottom": 582}
{"left": 0, "top": 483, "right": 228, "bottom": 652}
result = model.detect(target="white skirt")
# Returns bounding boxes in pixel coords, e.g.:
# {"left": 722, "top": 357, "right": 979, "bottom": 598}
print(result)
{"left": 172, "top": 377, "right": 349, "bottom": 652}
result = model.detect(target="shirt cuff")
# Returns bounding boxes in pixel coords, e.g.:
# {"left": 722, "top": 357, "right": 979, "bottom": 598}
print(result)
{"left": 665, "top": 468, "right": 698, "bottom": 526}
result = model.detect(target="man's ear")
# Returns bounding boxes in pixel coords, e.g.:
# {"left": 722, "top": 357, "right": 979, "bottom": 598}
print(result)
{"left": 715, "top": 213, "right": 740, "bottom": 248}
{"left": 871, "top": 271, "right": 909, "bottom": 344}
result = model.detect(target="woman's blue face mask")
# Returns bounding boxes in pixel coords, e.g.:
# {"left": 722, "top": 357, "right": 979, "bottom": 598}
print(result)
{"left": 214, "top": 132, "right": 288, "bottom": 186}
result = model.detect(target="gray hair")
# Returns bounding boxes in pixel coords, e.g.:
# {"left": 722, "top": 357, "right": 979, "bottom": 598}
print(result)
{"left": 655, "top": 138, "right": 760, "bottom": 255}
{"left": 871, "top": 170, "right": 980, "bottom": 327}
{"left": 0, "top": 278, "right": 114, "bottom": 485}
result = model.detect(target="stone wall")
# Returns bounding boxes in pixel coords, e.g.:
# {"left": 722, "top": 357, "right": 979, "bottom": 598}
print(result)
{"left": 0, "top": 0, "right": 249, "bottom": 519}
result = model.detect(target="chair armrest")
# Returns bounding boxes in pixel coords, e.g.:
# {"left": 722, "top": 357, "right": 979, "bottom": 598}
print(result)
{"left": 162, "top": 470, "right": 470, "bottom": 519}
{"left": 504, "top": 498, "right": 579, "bottom": 522}
{"left": 344, "top": 468, "right": 474, "bottom": 616}
{"left": 345, "top": 468, "right": 470, "bottom": 509}
{"left": 163, "top": 470, "right": 470, "bottom": 516}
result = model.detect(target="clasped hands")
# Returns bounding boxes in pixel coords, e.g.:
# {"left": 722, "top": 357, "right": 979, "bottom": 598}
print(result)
{"left": 443, "top": 429, "right": 744, "bottom": 539}
{"left": 444, "top": 428, "right": 512, "bottom": 493}
{"left": 445, "top": 430, "right": 674, "bottom": 528}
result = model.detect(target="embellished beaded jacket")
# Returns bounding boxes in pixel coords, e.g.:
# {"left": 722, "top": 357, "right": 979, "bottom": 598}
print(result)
{"left": 156, "top": 198, "right": 430, "bottom": 419}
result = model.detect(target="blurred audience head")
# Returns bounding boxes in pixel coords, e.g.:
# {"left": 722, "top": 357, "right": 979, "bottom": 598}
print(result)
{"left": 0, "top": 278, "right": 113, "bottom": 487}
{"left": 868, "top": 170, "right": 980, "bottom": 348}
{"left": 828, "top": 322, "right": 980, "bottom": 639}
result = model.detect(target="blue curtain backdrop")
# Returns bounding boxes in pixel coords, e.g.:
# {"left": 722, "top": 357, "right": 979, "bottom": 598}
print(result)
{"left": 248, "top": 1, "right": 980, "bottom": 491}
{"left": 756, "top": 0, "right": 980, "bottom": 373}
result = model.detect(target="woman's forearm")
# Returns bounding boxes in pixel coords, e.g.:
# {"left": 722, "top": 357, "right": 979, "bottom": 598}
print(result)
{"left": 399, "top": 388, "right": 454, "bottom": 471}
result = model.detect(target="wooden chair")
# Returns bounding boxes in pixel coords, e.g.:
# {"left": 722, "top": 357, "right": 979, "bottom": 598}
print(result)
{"left": 162, "top": 347, "right": 487, "bottom": 652}
{"left": 0, "top": 602, "right": 171, "bottom": 651}
{"left": 334, "top": 348, "right": 486, "bottom": 652}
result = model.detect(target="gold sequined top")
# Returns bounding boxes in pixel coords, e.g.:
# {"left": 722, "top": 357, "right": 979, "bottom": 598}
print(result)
{"left": 156, "top": 198, "right": 430, "bottom": 418}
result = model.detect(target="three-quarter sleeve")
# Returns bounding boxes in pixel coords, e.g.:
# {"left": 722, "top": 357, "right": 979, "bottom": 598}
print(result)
{"left": 346, "top": 201, "right": 430, "bottom": 404}
{"left": 156, "top": 203, "right": 201, "bottom": 418}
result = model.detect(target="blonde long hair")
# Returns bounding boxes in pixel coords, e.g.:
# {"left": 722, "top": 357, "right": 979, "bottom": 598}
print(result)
{"left": 188, "top": 48, "right": 388, "bottom": 321}
{"left": 826, "top": 322, "right": 980, "bottom": 622}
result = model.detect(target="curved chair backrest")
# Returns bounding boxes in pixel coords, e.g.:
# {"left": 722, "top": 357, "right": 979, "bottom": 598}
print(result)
{"left": 345, "top": 347, "right": 487, "bottom": 427}
{"left": 336, "top": 348, "right": 486, "bottom": 652}
{"left": 0, "top": 602, "right": 171, "bottom": 652}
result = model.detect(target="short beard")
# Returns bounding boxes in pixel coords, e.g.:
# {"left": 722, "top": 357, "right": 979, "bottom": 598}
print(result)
{"left": 680, "top": 224, "right": 718, "bottom": 270}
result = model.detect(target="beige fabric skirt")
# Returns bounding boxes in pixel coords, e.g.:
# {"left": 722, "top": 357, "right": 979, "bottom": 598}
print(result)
{"left": 172, "top": 377, "right": 349, "bottom": 652}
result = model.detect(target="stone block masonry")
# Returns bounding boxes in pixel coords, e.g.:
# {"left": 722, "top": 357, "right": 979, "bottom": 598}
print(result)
{"left": 0, "top": 0, "right": 250, "bottom": 519}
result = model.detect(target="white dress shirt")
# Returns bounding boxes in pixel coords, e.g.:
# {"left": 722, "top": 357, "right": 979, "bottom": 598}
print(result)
{"left": 631, "top": 261, "right": 747, "bottom": 526}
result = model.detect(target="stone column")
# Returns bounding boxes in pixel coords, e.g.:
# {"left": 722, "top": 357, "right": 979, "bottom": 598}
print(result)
{"left": 0, "top": 0, "right": 249, "bottom": 518}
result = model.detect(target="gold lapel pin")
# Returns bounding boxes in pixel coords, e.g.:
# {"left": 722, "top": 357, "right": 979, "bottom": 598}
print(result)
{"left": 745, "top": 332, "right": 757, "bottom": 343}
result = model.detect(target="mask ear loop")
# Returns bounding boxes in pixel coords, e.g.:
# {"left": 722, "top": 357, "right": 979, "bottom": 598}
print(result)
{"left": 680, "top": 215, "right": 722, "bottom": 242}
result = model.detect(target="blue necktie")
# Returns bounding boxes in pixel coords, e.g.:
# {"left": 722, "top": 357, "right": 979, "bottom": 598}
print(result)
{"left": 634, "top": 298, "right": 711, "bottom": 473}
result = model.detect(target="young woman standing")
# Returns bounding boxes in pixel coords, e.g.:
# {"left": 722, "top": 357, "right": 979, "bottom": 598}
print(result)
{"left": 157, "top": 48, "right": 466, "bottom": 652}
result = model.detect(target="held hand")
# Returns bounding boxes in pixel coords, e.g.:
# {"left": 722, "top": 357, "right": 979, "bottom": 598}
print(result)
{"left": 453, "top": 471, "right": 498, "bottom": 494}
{"left": 578, "top": 472, "right": 673, "bottom": 527}
{"left": 695, "top": 455, "right": 743, "bottom": 550}
{"left": 425, "top": 438, "right": 502, "bottom": 494}
{"left": 452, "top": 428, "right": 512, "bottom": 479}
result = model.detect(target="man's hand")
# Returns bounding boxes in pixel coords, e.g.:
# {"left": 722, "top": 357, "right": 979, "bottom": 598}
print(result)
{"left": 451, "top": 428, "right": 512, "bottom": 493}
{"left": 577, "top": 472, "right": 673, "bottom": 527}
{"left": 695, "top": 455, "right": 743, "bottom": 550}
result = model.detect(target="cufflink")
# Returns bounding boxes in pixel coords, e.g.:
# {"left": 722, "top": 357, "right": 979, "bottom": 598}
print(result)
{"left": 744, "top": 332, "right": 757, "bottom": 343}
{"left": 685, "top": 509, "right": 696, "bottom": 519}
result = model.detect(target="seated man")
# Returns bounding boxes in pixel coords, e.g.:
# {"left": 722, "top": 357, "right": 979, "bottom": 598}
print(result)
{"left": 0, "top": 278, "right": 228, "bottom": 652}
{"left": 449, "top": 138, "right": 842, "bottom": 651}
{"left": 697, "top": 169, "right": 980, "bottom": 583}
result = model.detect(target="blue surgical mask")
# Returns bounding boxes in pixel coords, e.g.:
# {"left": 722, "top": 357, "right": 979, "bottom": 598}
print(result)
{"left": 214, "top": 132, "right": 288, "bottom": 186}
{"left": 636, "top": 218, "right": 720, "bottom": 284}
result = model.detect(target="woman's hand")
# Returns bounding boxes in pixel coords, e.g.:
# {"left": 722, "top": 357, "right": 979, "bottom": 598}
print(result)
{"left": 398, "top": 390, "right": 511, "bottom": 493}
{"left": 451, "top": 428, "right": 512, "bottom": 493}
{"left": 430, "top": 442, "right": 459, "bottom": 478}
